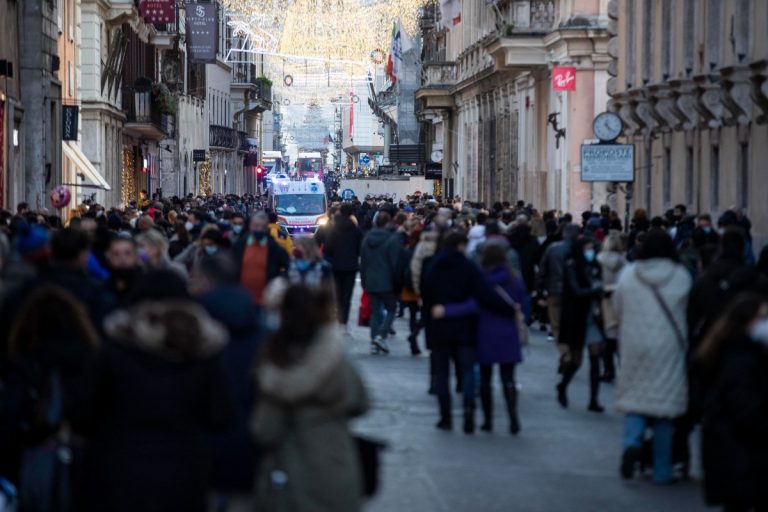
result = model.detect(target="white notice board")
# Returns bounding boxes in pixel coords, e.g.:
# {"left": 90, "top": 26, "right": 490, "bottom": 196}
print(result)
{"left": 581, "top": 144, "right": 635, "bottom": 182}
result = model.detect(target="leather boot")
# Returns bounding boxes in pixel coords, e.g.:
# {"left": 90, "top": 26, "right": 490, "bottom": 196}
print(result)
{"left": 480, "top": 383, "right": 493, "bottom": 432}
{"left": 504, "top": 386, "right": 520, "bottom": 435}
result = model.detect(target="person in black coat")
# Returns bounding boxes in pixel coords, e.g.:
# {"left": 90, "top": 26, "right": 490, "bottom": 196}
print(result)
{"left": 323, "top": 203, "right": 363, "bottom": 330}
{"left": 197, "top": 255, "right": 264, "bottom": 510}
{"left": 421, "top": 231, "right": 516, "bottom": 434}
{"left": 78, "top": 271, "right": 233, "bottom": 512}
{"left": 695, "top": 293, "right": 768, "bottom": 512}
{"left": 556, "top": 237, "right": 604, "bottom": 412}
{"left": 507, "top": 218, "right": 541, "bottom": 294}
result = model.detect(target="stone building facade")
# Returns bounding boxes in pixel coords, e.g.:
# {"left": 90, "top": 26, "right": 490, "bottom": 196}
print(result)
{"left": 609, "top": 0, "right": 768, "bottom": 247}
{"left": 0, "top": 0, "right": 23, "bottom": 210}
{"left": 418, "top": 0, "right": 611, "bottom": 212}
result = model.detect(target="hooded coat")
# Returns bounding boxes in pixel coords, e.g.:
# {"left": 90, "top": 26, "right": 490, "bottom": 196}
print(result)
{"left": 613, "top": 259, "right": 692, "bottom": 418}
{"left": 79, "top": 301, "right": 233, "bottom": 512}
{"left": 252, "top": 327, "right": 369, "bottom": 512}
{"left": 324, "top": 215, "right": 363, "bottom": 273}
{"left": 359, "top": 228, "right": 400, "bottom": 294}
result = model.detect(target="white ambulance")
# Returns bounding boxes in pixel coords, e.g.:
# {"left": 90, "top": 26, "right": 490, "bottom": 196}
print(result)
{"left": 269, "top": 179, "right": 328, "bottom": 236}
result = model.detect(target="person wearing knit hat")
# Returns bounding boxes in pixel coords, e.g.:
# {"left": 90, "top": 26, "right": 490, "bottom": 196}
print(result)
{"left": 15, "top": 224, "right": 50, "bottom": 264}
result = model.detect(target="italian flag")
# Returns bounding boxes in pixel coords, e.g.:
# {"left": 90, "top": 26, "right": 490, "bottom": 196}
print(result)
{"left": 386, "top": 23, "right": 397, "bottom": 85}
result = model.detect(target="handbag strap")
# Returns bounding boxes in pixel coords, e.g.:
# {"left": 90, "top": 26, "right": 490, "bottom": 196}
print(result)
{"left": 635, "top": 269, "right": 687, "bottom": 352}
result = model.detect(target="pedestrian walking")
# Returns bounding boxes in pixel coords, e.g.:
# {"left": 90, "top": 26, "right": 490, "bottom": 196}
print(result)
{"left": 613, "top": 230, "right": 691, "bottom": 484}
{"left": 323, "top": 203, "right": 363, "bottom": 331}
{"left": 252, "top": 283, "right": 369, "bottom": 512}
{"left": 421, "top": 231, "right": 516, "bottom": 434}
{"left": 232, "top": 212, "right": 290, "bottom": 305}
{"left": 555, "top": 237, "right": 605, "bottom": 412}
{"left": 78, "top": 270, "right": 233, "bottom": 512}
{"left": 360, "top": 212, "right": 400, "bottom": 354}
{"left": 695, "top": 293, "right": 768, "bottom": 512}
{"left": 597, "top": 233, "right": 627, "bottom": 383}
{"left": 432, "top": 242, "right": 528, "bottom": 434}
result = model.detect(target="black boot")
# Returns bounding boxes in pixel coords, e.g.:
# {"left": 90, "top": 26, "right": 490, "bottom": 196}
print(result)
{"left": 408, "top": 334, "right": 422, "bottom": 356}
{"left": 588, "top": 355, "right": 604, "bottom": 413}
{"left": 463, "top": 409, "right": 475, "bottom": 435}
{"left": 504, "top": 386, "right": 520, "bottom": 435}
{"left": 601, "top": 339, "right": 617, "bottom": 382}
{"left": 557, "top": 365, "right": 575, "bottom": 408}
{"left": 480, "top": 384, "right": 493, "bottom": 432}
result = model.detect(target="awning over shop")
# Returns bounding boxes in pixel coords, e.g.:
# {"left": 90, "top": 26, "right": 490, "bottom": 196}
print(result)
{"left": 62, "top": 141, "right": 112, "bottom": 190}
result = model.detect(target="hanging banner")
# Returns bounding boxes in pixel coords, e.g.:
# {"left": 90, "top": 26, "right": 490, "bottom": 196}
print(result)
{"left": 552, "top": 66, "right": 577, "bottom": 91}
{"left": 62, "top": 105, "right": 79, "bottom": 141}
{"left": 186, "top": 2, "right": 218, "bottom": 64}
{"left": 139, "top": 0, "right": 175, "bottom": 24}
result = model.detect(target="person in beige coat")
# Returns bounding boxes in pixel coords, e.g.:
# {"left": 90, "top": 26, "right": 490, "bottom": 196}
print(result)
{"left": 252, "top": 283, "right": 369, "bottom": 512}
{"left": 613, "top": 230, "right": 691, "bottom": 484}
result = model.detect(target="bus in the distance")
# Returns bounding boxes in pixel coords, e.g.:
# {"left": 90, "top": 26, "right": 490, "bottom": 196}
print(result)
{"left": 296, "top": 152, "right": 323, "bottom": 179}
{"left": 262, "top": 151, "right": 283, "bottom": 174}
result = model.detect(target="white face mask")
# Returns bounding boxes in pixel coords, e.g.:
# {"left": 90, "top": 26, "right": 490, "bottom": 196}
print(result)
{"left": 129, "top": 218, "right": 138, "bottom": 229}
{"left": 750, "top": 319, "right": 768, "bottom": 345}
{"left": 184, "top": 221, "right": 194, "bottom": 231}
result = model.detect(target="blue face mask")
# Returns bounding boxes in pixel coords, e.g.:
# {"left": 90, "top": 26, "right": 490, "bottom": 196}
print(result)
{"left": 295, "top": 259, "right": 311, "bottom": 272}
{"left": 232, "top": 225, "right": 243, "bottom": 235}
{"left": 583, "top": 249, "right": 596, "bottom": 262}
{"left": 204, "top": 245, "right": 218, "bottom": 256}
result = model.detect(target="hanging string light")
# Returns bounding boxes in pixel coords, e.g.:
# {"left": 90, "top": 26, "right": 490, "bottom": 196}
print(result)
{"left": 122, "top": 148, "right": 136, "bottom": 206}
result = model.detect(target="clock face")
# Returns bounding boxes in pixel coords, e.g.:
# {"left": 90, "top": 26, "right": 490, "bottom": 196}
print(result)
{"left": 593, "top": 112, "right": 622, "bottom": 142}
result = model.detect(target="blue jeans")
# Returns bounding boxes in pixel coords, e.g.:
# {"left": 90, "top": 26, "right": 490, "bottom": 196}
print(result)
{"left": 433, "top": 344, "right": 477, "bottom": 421}
{"left": 623, "top": 413, "right": 674, "bottom": 483}
{"left": 369, "top": 292, "right": 396, "bottom": 341}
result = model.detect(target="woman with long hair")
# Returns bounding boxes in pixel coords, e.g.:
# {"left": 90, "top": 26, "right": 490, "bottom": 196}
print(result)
{"left": 696, "top": 293, "right": 768, "bottom": 511}
{"left": 556, "top": 237, "right": 605, "bottom": 412}
{"left": 252, "top": 284, "right": 369, "bottom": 511}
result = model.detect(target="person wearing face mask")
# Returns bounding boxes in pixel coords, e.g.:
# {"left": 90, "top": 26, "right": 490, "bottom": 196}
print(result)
{"left": 556, "top": 237, "right": 605, "bottom": 413}
{"left": 185, "top": 210, "right": 207, "bottom": 241}
{"left": 228, "top": 213, "right": 246, "bottom": 242}
{"left": 232, "top": 212, "right": 290, "bottom": 305}
{"left": 135, "top": 229, "right": 188, "bottom": 281}
{"left": 695, "top": 293, "right": 768, "bottom": 512}
{"left": 105, "top": 233, "right": 143, "bottom": 306}
{"left": 286, "top": 237, "right": 332, "bottom": 288}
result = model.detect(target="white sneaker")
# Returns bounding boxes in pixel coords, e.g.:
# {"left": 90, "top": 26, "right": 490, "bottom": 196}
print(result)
{"left": 370, "top": 343, "right": 380, "bottom": 355}
{"left": 373, "top": 336, "right": 390, "bottom": 355}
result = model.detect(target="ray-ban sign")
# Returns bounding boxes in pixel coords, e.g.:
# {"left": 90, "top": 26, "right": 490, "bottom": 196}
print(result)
{"left": 553, "top": 66, "right": 576, "bottom": 91}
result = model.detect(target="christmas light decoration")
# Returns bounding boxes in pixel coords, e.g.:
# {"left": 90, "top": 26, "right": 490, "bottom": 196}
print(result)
{"left": 199, "top": 159, "right": 212, "bottom": 196}
{"left": 122, "top": 148, "right": 136, "bottom": 206}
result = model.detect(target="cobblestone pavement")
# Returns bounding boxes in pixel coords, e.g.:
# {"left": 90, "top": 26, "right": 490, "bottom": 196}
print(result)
{"left": 345, "top": 284, "right": 711, "bottom": 512}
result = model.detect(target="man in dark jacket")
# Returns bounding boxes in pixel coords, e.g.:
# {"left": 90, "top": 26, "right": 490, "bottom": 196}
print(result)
{"left": 324, "top": 203, "right": 363, "bottom": 332}
{"left": 537, "top": 223, "right": 579, "bottom": 346}
{"left": 196, "top": 255, "right": 263, "bottom": 509}
{"left": 507, "top": 215, "right": 541, "bottom": 293}
{"left": 421, "top": 231, "right": 516, "bottom": 434}
{"left": 232, "top": 212, "right": 290, "bottom": 305}
{"left": 360, "top": 211, "right": 400, "bottom": 354}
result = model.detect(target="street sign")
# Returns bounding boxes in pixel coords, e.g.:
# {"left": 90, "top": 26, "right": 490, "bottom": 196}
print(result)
{"left": 581, "top": 144, "right": 635, "bottom": 182}
{"left": 193, "top": 149, "right": 206, "bottom": 162}
{"left": 360, "top": 154, "right": 371, "bottom": 164}
{"left": 341, "top": 188, "right": 355, "bottom": 200}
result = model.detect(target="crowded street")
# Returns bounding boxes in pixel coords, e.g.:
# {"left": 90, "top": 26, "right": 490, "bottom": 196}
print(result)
{"left": 351, "top": 291, "right": 709, "bottom": 512}
{"left": 2, "top": 0, "right": 768, "bottom": 511}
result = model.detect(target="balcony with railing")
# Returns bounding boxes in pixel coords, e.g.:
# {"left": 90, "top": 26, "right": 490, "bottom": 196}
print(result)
{"left": 210, "top": 125, "right": 239, "bottom": 151}
{"left": 122, "top": 85, "right": 173, "bottom": 140}
{"left": 422, "top": 62, "right": 457, "bottom": 88}
{"left": 231, "top": 64, "right": 273, "bottom": 112}
{"left": 484, "top": 0, "right": 557, "bottom": 70}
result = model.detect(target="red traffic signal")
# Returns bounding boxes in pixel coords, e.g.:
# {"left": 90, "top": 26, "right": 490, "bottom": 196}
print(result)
{"left": 255, "top": 165, "right": 265, "bottom": 175}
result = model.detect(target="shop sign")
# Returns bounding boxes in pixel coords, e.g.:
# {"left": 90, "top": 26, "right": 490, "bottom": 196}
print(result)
{"left": 553, "top": 66, "right": 576, "bottom": 91}
{"left": 62, "top": 105, "right": 79, "bottom": 141}
{"left": 186, "top": 2, "right": 218, "bottom": 64}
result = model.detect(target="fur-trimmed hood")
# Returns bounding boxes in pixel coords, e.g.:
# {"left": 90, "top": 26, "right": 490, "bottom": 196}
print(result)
{"left": 104, "top": 300, "right": 227, "bottom": 361}
{"left": 257, "top": 326, "right": 345, "bottom": 404}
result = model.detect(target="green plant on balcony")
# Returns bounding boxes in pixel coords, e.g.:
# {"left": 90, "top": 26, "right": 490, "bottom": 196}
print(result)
{"left": 504, "top": 23, "right": 515, "bottom": 36}
{"left": 151, "top": 81, "right": 177, "bottom": 115}
{"left": 256, "top": 75, "right": 273, "bottom": 87}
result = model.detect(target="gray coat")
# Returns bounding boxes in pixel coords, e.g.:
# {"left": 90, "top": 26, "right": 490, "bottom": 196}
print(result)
{"left": 252, "top": 327, "right": 369, "bottom": 512}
